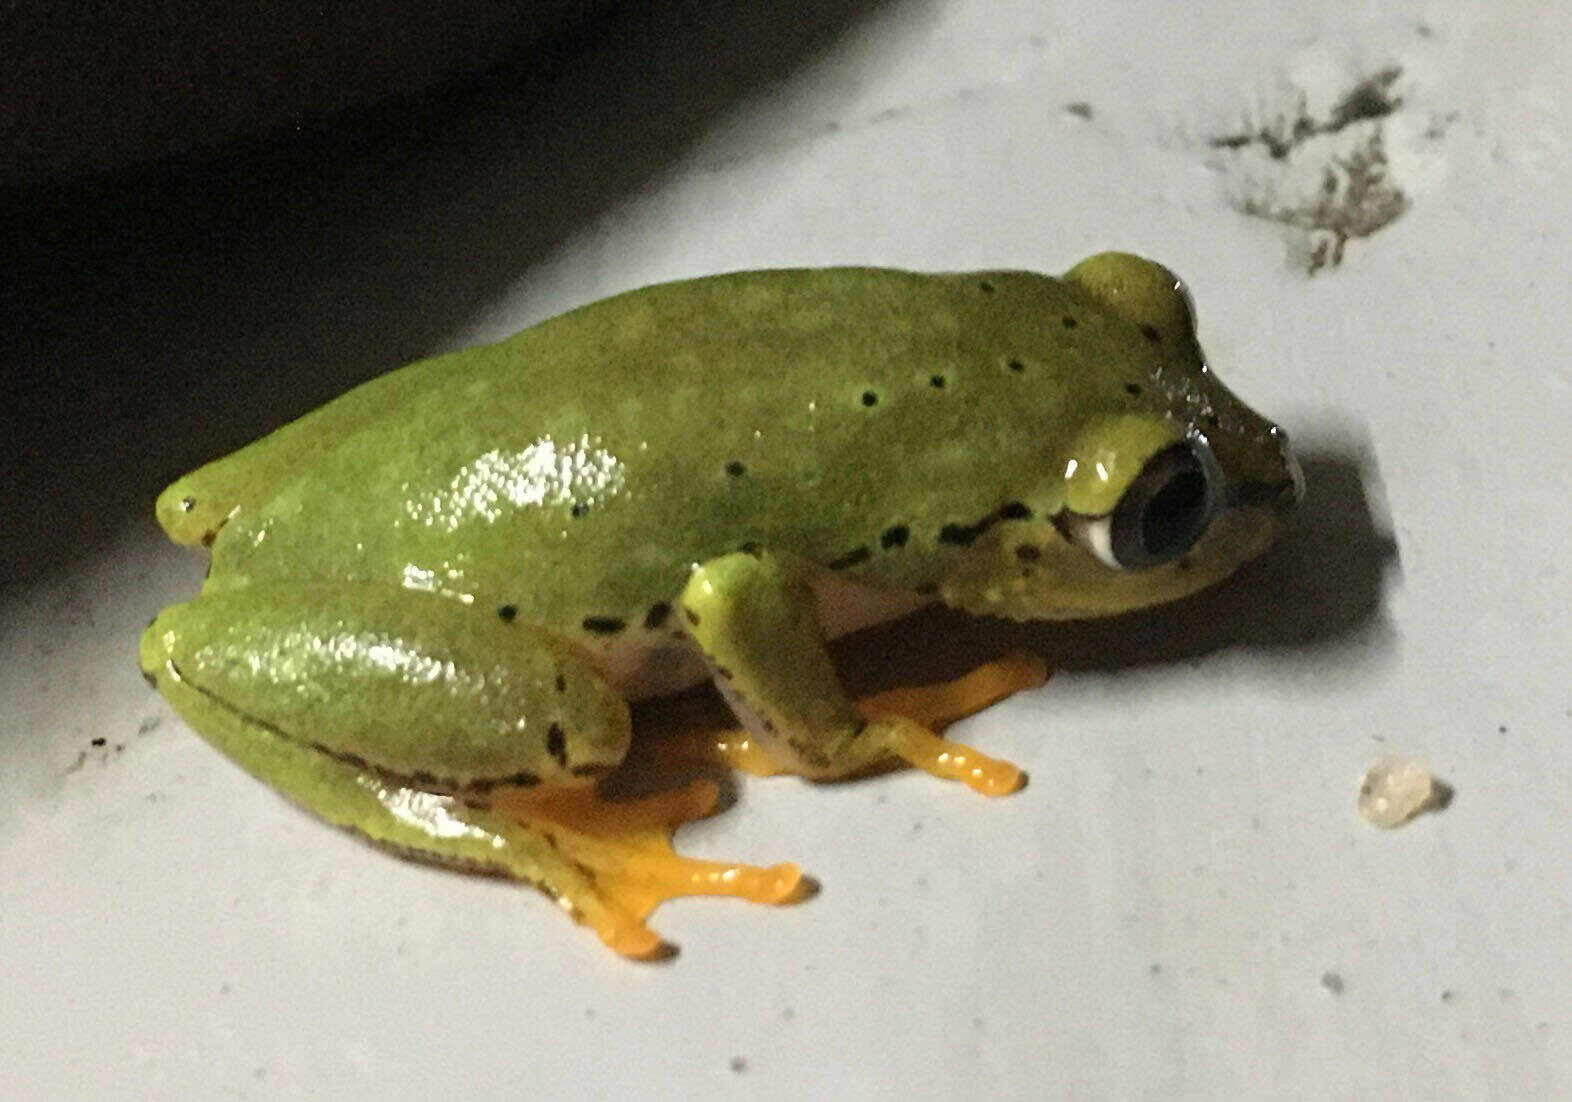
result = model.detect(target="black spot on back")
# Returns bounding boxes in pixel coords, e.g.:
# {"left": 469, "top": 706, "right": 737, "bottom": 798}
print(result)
{"left": 930, "top": 374, "right": 947, "bottom": 389}
{"left": 644, "top": 602, "right": 672, "bottom": 629}
{"left": 497, "top": 604, "right": 518, "bottom": 622}
{"left": 828, "top": 545, "right": 871, "bottom": 570}
{"left": 1015, "top": 544, "right": 1042, "bottom": 562}
{"left": 881, "top": 524, "right": 910, "bottom": 549}
{"left": 570, "top": 502, "right": 590, "bottom": 518}
{"left": 555, "top": 674, "right": 568, "bottom": 693}
{"left": 1007, "top": 359, "right": 1025, "bottom": 373}
{"left": 998, "top": 502, "right": 1032, "bottom": 520}
{"left": 180, "top": 496, "right": 196, "bottom": 512}
{"left": 1139, "top": 324, "right": 1161, "bottom": 343}
{"left": 581, "top": 616, "right": 626, "bottom": 635}
{"left": 979, "top": 280, "right": 996, "bottom": 293}
{"left": 1125, "top": 382, "right": 1144, "bottom": 396}
{"left": 684, "top": 607, "right": 701, "bottom": 627}
{"left": 861, "top": 390, "right": 879, "bottom": 407}
{"left": 725, "top": 460, "right": 746, "bottom": 477}
{"left": 1062, "top": 316, "right": 1077, "bottom": 329}
{"left": 546, "top": 723, "right": 568, "bottom": 769}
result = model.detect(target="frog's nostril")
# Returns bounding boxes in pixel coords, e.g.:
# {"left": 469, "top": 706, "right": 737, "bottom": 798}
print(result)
{"left": 1109, "top": 440, "right": 1219, "bottom": 569}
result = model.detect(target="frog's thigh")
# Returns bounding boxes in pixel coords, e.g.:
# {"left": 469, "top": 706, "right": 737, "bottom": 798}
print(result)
{"left": 143, "top": 583, "right": 631, "bottom": 788}
{"left": 679, "top": 552, "right": 1025, "bottom": 795}
{"left": 139, "top": 584, "right": 801, "bottom": 957}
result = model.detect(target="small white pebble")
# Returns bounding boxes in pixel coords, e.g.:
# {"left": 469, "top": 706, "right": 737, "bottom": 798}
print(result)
{"left": 1358, "top": 755, "right": 1447, "bottom": 828}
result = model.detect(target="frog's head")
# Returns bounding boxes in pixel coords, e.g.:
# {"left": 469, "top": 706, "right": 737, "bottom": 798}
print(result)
{"left": 940, "top": 253, "right": 1303, "bottom": 620}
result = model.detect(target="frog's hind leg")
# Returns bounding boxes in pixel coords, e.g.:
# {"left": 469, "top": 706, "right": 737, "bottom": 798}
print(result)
{"left": 140, "top": 583, "right": 805, "bottom": 959}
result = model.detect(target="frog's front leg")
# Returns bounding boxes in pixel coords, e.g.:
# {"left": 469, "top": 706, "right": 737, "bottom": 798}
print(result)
{"left": 139, "top": 584, "right": 803, "bottom": 958}
{"left": 679, "top": 552, "right": 1026, "bottom": 795}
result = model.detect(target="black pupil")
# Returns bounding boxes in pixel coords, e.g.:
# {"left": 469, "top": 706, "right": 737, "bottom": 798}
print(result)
{"left": 1140, "top": 468, "right": 1209, "bottom": 559}
{"left": 1110, "top": 443, "right": 1215, "bottom": 568}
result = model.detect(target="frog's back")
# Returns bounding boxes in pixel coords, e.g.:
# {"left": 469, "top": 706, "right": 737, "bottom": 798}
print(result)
{"left": 201, "top": 268, "right": 1148, "bottom": 636}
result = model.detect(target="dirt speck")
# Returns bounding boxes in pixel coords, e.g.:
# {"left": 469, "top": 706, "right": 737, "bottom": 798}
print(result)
{"left": 1358, "top": 755, "right": 1452, "bottom": 828}
{"left": 1320, "top": 971, "right": 1345, "bottom": 995}
{"left": 729, "top": 1056, "right": 748, "bottom": 1074}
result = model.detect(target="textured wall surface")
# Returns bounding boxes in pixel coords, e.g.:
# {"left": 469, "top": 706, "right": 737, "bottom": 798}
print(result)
{"left": 4, "top": 1, "right": 1569, "bottom": 1096}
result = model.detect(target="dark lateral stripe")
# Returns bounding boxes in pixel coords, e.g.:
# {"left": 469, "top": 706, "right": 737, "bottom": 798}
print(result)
{"left": 939, "top": 520, "right": 992, "bottom": 546}
{"left": 581, "top": 616, "right": 626, "bottom": 634}
{"left": 827, "top": 545, "right": 872, "bottom": 570}
{"left": 940, "top": 500, "right": 1034, "bottom": 546}
{"left": 465, "top": 771, "right": 542, "bottom": 792}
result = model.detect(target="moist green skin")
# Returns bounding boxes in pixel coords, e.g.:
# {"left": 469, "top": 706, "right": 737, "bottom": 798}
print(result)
{"left": 161, "top": 262, "right": 1296, "bottom": 644}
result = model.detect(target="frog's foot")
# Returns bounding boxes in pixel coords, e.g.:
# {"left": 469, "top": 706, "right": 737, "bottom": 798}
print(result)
{"left": 660, "top": 650, "right": 1048, "bottom": 793}
{"left": 857, "top": 715, "right": 1024, "bottom": 796}
{"left": 853, "top": 650, "right": 1047, "bottom": 795}
{"left": 490, "top": 780, "right": 808, "bottom": 959}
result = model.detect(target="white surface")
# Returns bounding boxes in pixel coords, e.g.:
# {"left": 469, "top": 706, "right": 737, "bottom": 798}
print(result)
{"left": 5, "top": 1, "right": 1571, "bottom": 1096}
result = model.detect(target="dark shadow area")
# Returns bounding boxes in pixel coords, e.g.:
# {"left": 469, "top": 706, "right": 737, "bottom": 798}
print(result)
{"left": 829, "top": 443, "right": 1401, "bottom": 693}
{"left": 1, "top": 0, "right": 911, "bottom": 593}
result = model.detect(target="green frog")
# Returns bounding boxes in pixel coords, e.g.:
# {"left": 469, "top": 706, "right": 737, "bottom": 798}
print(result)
{"left": 141, "top": 253, "right": 1301, "bottom": 957}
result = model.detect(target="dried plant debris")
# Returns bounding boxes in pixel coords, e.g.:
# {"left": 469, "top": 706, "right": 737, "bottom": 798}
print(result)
{"left": 1209, "top": 67, "right": 1414, "bottom": 274}
{"left": 1357, "top": 755, "right": 1452, "bottom": 828}
{"left": 1239, "top": 133, "right": 1408, "bottom": 273}
{"left": 1211, "top": 67, "right": 1404, "bottom": 160}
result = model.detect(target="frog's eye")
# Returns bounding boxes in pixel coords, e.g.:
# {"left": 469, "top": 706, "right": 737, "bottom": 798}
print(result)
{"left": 1067, "top": 440, "right": 1220, "bottom": 570}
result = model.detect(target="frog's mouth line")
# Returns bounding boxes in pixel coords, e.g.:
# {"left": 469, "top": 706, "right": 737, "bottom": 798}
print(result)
{"left": 1225, "top": 476, "right": 1303, "bottom": 514}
